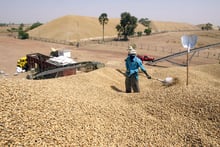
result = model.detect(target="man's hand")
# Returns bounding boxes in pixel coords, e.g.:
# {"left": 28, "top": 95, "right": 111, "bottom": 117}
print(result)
{"left": 144, "top": 71, "right": 151, "bottom": 79}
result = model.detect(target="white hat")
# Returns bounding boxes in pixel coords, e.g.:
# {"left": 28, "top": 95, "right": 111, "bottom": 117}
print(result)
{"left": 127, "top": 46, "right": 134, "bottom": 51}
{"left": 128, "top": 49, "right": 137, "bottom": 55}
{"left": 51, "top": 47, "right": 57, "bottom": 52}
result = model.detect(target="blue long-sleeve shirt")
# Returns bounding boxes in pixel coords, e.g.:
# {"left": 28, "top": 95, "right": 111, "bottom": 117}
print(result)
{"left": 125, "top": 55, "right": 146, "bottom": 79}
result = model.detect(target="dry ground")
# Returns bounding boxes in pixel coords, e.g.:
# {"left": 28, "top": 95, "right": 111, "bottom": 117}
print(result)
{"left": 1, "top": 30, "right": 220, "bottom": 77}
{"left": 0, "top": 30, "right": 220, "bottom": 146}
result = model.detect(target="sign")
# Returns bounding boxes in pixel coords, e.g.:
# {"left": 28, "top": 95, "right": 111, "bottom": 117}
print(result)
{"left": 181, "top": 35, "right": 198, "bottom": 52}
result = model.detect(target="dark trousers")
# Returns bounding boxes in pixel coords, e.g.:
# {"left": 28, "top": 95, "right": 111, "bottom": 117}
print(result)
{"left": 125, "top": 74, "right": 140, "bottom": 93}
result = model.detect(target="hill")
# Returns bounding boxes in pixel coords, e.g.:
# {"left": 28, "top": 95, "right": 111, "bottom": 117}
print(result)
{"left": 28, "top": 15, "right": 200, "bottom": 41}
{"left": 28, "top": 15, "right": 145, "bottom": 41}
{"left": 0, "top": 64, "right": 219, "bottom": 146}
{"left": 150, "top": 21, "right": 200, "bottom": 32}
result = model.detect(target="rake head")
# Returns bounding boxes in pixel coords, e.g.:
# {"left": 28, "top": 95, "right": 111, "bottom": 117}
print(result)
{"left": 162, "top": 77, "right": 179, "bottom": 86}
{"left": 153, "top": 77, "right": 179, "bottom": 86}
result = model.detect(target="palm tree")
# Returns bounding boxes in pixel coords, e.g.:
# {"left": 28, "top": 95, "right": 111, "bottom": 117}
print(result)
{"left": 99, "top": 13, "right": 109, "bottom": 42}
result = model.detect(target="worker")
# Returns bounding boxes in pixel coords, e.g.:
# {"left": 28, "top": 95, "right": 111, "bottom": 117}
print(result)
{"left": 125, "top": 47, "right": 151, "bottom": 93}
{"left": 50, "top": 48, "right": 59, "bottom": 57}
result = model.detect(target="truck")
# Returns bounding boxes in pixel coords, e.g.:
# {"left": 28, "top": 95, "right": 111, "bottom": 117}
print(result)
{"left": 25, "top": 53, "right": 105, "bottom": 80}
{"left": 137, "top": 54, "right": 155, "bottom": 62}
{"left": 17, "top": 56, "right": 28, "bottom": 71}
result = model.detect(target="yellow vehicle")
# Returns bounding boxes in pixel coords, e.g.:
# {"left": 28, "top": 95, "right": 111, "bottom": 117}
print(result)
{"left": 17, "top": 56, "right": 28, "bottom": 70}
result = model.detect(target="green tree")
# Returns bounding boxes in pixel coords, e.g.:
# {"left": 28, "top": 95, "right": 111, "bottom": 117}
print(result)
{"left": 206, "top": 23, "right": 213, "bottom": 30}
{"left": 139, "top": 18, "right": 151, "bottom": 27}
{"left": 116, "top": 12, "right": 137, "bottom": 40}
{"left": 24, "top": 22, "right": 43, "bottom": 32}
{"left": 116, "top": 24, "right": 123, "bottom": 40}
{"left": 17, "top": 23, "right": 29, "bottom": 39}
{"left": 7, "top": 27, "right": 17, "bottom": 33}
{"left": 18, "top": 30, "right": 29, "bottom": 39}
{"left": 201, "top": 23, "right": 213, "bottom": 30}
{"left": 137, "top": 31, "right": 142, "bottom": 37}
{"left": 144, "top": 28, "right": 152, "bottom": 35}
{"left": 7, "top": 26, "right": 19, "bottom": 37}
{"left": 99, "top": 13, "right": 109, "bottom": 42}
{"left": 18, "top": 23, "right": 24, "bottom": 31}
{"left": 0, "top": 23, "right": 8, "bottom": 27}
{"left": 29, "top": 22, "right": 42, "bottom": 30}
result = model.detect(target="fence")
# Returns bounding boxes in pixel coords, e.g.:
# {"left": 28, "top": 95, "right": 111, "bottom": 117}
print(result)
{"left": 29, "top": 36, "right": 220, "bottom": 61}
{"left": 105, "top": 41, "right": 220, "bottom": 60}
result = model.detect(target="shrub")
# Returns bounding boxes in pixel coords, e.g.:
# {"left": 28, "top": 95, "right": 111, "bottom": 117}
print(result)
{"left": 144, "top": 28, "right": 152, "bottom": 35}
{"left": 18, "top": 30, "right": 29, "bottom": 39}
{"left": 137, "top": 31, "right": 142, "bottom": 37}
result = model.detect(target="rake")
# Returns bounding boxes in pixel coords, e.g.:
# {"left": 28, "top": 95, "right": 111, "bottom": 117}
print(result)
{"left": 152, "top": 77, "right": 179, "bottom": 86}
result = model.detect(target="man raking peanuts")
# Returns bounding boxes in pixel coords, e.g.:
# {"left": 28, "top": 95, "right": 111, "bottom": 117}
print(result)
{"left": 125, "top": 46, "right": 151, "bottom": 93}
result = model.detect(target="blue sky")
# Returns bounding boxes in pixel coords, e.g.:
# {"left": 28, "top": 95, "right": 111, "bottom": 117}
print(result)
{"left": 1, "top": 0, "right": 220, "bottom": 25}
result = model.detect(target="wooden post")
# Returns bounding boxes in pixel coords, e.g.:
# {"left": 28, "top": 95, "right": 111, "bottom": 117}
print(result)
{"left": 181, "top": 35, "right": 197, "bottom": 86}
{"left": 186, "top": 51, "right": 189, "bottom": 86}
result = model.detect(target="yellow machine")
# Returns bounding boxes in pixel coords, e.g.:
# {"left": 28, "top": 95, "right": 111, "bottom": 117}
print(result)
{"left": 17, "top": 56, "right": 28, "bottom": 70}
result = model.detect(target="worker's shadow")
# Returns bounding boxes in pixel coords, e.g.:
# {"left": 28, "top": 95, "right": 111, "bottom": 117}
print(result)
{"left": 111, "top": 86, "right": 124, "bottom": 93}
{"left": 116, "top": 69, "right": 126, "bottom": 77}
{"left": 110, "top": 69, "right": 126, "bottom": 93}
